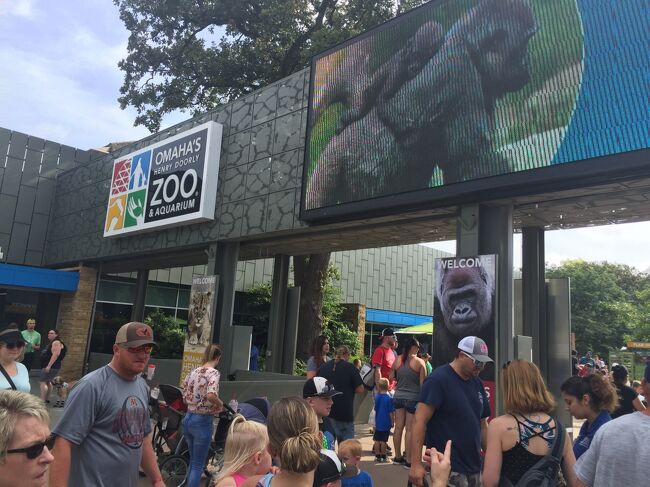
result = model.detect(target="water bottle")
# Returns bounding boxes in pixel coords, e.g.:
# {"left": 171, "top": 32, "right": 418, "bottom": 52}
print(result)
{"left": 228, "top": 394, "right": 238, "bottom": 413}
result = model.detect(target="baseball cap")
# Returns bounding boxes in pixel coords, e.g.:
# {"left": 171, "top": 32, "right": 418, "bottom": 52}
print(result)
{"left": 115, "top": 322, "right": 157, "bottom": 348}
{"left": 378, "top": 328, "right": 395, "bottom": 339}
{"left": 458, "top": 336, "right": 493, "bottom": 363}
{"left": 0, "top": 324, "right": 25, "bottom": 344}
{"left": 313, "top": 449, "right": 355, "bottom": 485}
{"left": 303, "top": 377, "right": 342, "bottom": 399}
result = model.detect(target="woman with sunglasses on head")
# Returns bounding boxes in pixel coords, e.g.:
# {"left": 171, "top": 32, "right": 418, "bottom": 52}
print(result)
{"left": 0, "top": 324, "right": 31, "bottom": 392}
{"left": 38, "top": 329, "right": 66, "bottom": 403}
{"left": 390, "top": 336, "right": 426, "bottom": 467}
{"left": 483, "top": 359, "right": 578, "bottom": 487}
{"left": 181, "top": 343, "right": 225, "bottom": 487}
{"left": 0, "top": 390, "right": 54, "bottom": 487}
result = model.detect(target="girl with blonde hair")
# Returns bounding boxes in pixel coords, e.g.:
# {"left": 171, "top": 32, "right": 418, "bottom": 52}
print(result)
{"left": 214, "top": 416, "right": 272, "bottom": 487}
{"left": 241, "top": 397, "right": 322, "bottom": 487}
{"left": 483, "top": 359, "right": 578, "bottom": 487}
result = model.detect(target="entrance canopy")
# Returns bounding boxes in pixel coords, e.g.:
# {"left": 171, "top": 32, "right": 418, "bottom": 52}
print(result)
{"left": 0, "top": 263, "right": 79, "bottom": 292}
{"left": 395, "top": 322, "right": 433, "bottom": 335}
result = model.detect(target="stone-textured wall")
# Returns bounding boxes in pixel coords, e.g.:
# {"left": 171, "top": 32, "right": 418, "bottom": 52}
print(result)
{"left": 57, "top": 266, "right": 98, "bottom": 380}
{"left": 0, "top": 128, "right": 97, "bottom": 265}
{"left": 45, "top": 69, "right": 309, "bottom": 266}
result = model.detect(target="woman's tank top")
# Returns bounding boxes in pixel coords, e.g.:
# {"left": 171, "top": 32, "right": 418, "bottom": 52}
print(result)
{"left": 255, "top": 473, "right": 274, "bottom": 487}
{"left": 231, "top": 472, "right": 247, "bottom": 486}
{"left": 393, "top": 357, "right": 420, "bottom": 400}
{"left": 500, "top": 415, "right": 557, "bottom": 484}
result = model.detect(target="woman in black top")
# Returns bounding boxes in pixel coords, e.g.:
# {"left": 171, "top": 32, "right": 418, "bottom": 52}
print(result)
{"left": 611, "top": 364, "right": 645, "bottom": 418}
{"left": 482, "top": 359, "right": 578, "bottom": 487}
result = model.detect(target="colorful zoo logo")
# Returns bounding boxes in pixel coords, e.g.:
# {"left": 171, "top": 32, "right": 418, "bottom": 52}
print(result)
{"left": 104, "top": 121, "right": 222, "bottom": 237}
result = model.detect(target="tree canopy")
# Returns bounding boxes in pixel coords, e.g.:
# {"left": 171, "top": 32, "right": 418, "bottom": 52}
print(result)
{"left": 115, "top": 0, "right": 425, "bottom": 131}
{"left": 546, "top": 260, "right": 650, "bottom": 357}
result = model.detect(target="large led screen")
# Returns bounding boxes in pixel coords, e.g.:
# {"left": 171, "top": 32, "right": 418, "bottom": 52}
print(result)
{"left": 303, "top": 0, "right": 649, "bottom": 219}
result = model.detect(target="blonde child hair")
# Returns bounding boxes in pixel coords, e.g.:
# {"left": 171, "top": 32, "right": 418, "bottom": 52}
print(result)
{"left": 214, "top": 415, "right": 269, "bottom": 484}
{"left": 377, "top": 377, "right": 389, "bottom": 392}
{"left": 338, "top": 439, "right": 362, "bottom": 459}
{"left": 267, "top": 397, "right": 321, "bottom": 473}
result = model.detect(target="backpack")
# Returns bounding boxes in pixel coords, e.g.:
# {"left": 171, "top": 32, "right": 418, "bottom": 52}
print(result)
{"left": 500, "top": 419, "right": 566, "bottom": 487}
{"left": 360, "top": 364, "right": 375, "bottom": 390}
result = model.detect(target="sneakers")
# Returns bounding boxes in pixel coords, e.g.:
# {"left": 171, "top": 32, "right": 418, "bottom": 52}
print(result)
{"left": 403, "top": 461, "right": 412, "bottom": 469}
{"left": 393, "top": 456, "right": 407, "bottom": 465}
{"left": 375, "top": 455, "right": 382, "bottom": 462}
{"left": 375, "top": 455, "right": 390, "bottom": 463}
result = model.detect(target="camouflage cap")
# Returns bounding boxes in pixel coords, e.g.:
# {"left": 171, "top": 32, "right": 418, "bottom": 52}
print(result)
{"left": 115, "top": 322, "right": 156, "bottom": 348}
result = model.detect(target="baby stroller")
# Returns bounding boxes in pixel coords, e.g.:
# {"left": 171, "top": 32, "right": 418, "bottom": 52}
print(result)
{"left": 150, "top": 384, "right": 188, "bottom": 460}
{"left": 159, "top": 397, "right": 271, "bottom": 487}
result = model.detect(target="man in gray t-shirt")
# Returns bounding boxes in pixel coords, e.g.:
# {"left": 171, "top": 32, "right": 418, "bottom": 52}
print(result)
{"left": 574, "top": 364, "right": 650, "bottom": 487}
{"left": 50, "top": 322, "right": 165, "bottom": 487}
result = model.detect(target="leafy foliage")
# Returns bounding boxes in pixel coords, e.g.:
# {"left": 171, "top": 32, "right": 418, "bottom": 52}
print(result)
{"left": 546, "top": 260, "right": 650, "bottom": 357}
{"left": 144, "top": 309, "right": 185, "bottom": 359}
{"left": 115, "top": 0, "right": 427, "bottom": 131}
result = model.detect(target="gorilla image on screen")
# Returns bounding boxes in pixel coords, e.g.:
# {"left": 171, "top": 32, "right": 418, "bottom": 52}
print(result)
{"left": 306, "top": 0, "right": 537, "bottom": 210}
{"left": 432, "top": 257, "right": 495, "bottom": 378}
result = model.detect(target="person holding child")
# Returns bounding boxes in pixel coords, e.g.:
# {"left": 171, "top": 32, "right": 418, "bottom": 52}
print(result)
{"left": 372, "top": 377, "right": 395, "bottom": 462}
{"left": 214, "top": 415, "right": 273, "bottom": 487}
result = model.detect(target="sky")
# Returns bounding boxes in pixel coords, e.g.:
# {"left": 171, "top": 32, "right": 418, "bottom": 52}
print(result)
{"left": 2, "top": 0, "right": 650, "bottom": 272}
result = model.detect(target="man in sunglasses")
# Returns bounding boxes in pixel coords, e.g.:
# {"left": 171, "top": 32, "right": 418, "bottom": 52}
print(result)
{"left": 50, "top": 322, "right": 165, "bottom": 487}
{"left": 0, "top": 390, "right": 54, "bottom": 487}
{"left": 409, "top": 336, "right": 492, "bottom": 487}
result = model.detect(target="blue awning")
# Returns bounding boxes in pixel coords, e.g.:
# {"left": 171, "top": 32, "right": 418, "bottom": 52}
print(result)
{"left": 0, "top": 263, "right": 79, "bottom": 292}
{"left": 365, "top": 308, "right": 432, "bottom": 328}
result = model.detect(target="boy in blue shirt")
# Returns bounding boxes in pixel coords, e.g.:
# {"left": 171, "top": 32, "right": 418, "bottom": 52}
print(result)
{"left": 372, "top": 378, "right": 394, "bottom": 462}
{"left": 338, "top": 439, "right": 373, "bottom": 486}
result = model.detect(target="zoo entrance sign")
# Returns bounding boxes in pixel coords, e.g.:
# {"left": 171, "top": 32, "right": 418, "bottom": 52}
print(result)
{"left": 103, "top": 121, "right": 222, "bottom": 237}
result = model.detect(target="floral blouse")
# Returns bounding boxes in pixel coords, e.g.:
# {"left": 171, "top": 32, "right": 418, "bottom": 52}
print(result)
{"left": 182, "top": 366, "right": 221, "bottom": 415}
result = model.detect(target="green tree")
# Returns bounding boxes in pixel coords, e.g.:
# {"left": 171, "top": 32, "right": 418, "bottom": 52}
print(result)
{"left": 546, "top": 260, "right": 650, "bottom": 356}
{"left": 144, "top": 309, "right": 185, "bottom": 359}
{"left": 115, "top": 0, "right": 426, "bottom": 132}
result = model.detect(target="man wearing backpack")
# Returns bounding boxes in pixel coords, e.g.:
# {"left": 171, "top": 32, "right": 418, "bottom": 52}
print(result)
{"left": 574, "top": 363, "right": 650, "bottom": 487}
{"left": 408, "top": 336, "right": 491, "bottom": 487}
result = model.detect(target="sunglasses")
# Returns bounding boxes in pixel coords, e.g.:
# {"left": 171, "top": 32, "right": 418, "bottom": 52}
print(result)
{"left": 2, "top": 341, "right": 25, "bottom": 350}
{"left": 7, "top": 435, "right": 55, "bottom": 459}
{"left": 461, "top": 351, "right": 485, "bottom": 369}
{"left": 123, "top": 344, "right": 154, "bottom": 354}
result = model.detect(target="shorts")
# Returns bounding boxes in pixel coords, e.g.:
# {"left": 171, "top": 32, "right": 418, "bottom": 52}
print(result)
{"left": 39, "top": 367, "right": 60, "bottom": 382}
{"left": 448, "top": 471, "right": 481, "bottom": 487}
{"left": 373, "top": 430, "right": 390, "bottom": 442}
{"left": 393, "top": 397, "right": 418, "bottom": 414}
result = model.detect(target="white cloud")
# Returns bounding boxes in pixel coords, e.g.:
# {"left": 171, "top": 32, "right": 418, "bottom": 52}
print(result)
{"left": 0, "top": 0, "right": 34, "bottom": 18}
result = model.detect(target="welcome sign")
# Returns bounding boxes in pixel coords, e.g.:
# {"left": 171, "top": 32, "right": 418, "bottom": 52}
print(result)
{"left": 104, "top": 121, "right": 222, "bottom": 237}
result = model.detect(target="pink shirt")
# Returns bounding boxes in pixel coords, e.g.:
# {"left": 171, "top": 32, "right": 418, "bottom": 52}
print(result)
{"left": 182, "top": 366, "right": 221, "bottom": 415}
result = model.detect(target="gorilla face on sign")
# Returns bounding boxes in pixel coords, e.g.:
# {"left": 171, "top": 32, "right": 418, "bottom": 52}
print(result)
{"left": 432, "top": 260, "right": 495, "bottom": 368}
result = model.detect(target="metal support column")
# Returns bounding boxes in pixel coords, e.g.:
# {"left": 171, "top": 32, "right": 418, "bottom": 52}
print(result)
{"left": 456, "top": 204, "right": 513, "bottom": 414}
{"left": 267, "top": 255, "right": 290, "bottom": 373}
{"left": 207, "top": 242, "right": 240, "bottom": 378}
{"left": 130, "top": 269, "right": 149, "bottom": 322}
{"left": 521, "top": 226, "right": 547, "bottom": 373}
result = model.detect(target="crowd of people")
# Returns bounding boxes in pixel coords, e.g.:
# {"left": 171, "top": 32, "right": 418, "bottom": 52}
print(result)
{"left": 1, "top": 318, "right": 649, "bottom": 487}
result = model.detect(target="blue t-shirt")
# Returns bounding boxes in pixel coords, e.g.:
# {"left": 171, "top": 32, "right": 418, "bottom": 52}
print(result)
{"left": 418, "top": 364, "right": 490, "bottom": 475}
{"left": 573, "top": 410, "right": 611, "bottom": 459}
{"left": 374, "top": 393, "right": 394, "bottom": 432}
{"left": 342, "top": 470, "right": 373, "bottom": 487}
